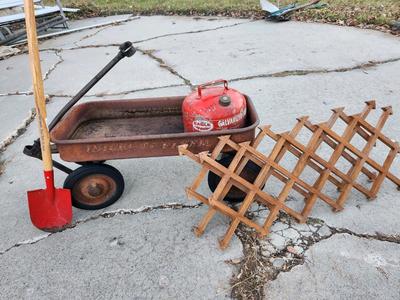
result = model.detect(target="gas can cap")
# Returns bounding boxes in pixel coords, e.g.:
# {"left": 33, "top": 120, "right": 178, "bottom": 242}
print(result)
{"left": 219, "top": 95, "right": 231, "bottom": 107}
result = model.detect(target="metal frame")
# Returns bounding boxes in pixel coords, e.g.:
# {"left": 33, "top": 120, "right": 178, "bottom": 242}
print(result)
{"left": 0, "top": 0, "right": 70, "bottom": 45}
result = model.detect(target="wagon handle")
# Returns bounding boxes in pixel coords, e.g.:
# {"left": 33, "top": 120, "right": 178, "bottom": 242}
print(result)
{"left": 23, "top": 41, "right": 136, "bottom": 174}
{"left": 197, "top": 79, "right": 228, "bottom": 98}
{"left": 48, "top": 41, "right": 136, "bottom": 131}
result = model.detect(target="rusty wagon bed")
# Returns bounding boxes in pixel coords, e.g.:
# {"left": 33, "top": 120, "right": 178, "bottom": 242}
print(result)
{"left": 50, "top": 95, "right": 259, "bottom": 162}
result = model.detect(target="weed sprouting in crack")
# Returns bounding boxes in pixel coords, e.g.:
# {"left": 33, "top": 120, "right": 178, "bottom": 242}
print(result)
{"left": 231, "top": 223, "right": 277, "bottom": 300}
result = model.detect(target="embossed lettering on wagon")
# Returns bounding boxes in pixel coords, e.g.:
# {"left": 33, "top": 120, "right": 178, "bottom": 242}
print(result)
{"left": 161, "top": 139, "right": 211, "bottom": 149}
{"left": 85, "top": 139, "right": 212, "bottom": 153}
{"left": 86, "top": 143, "right": 136, "bottom": 153}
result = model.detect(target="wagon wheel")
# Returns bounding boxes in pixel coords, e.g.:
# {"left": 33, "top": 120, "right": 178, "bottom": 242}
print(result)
{"left": 64, "top": 164, "right": 124, "bottom": 210}
{"left": 207, "top": 153, "right": 263, "bottom": 203}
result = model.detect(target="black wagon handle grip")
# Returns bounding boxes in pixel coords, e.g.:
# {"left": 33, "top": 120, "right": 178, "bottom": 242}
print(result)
{"left": 119, "top": 41, "right": 136, "bottom": 58}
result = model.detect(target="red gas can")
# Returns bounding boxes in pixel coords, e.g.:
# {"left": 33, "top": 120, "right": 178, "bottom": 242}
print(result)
{"left": 182, "top": 79, "right": 247, "bottom": 132}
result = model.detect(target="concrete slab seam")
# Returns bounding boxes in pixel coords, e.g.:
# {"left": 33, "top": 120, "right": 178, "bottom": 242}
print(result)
{"left": 0, "top": 202, "right": 202, "bottom": 256}
{"left": 0, "top": 91, "right": 33, "bottom": 97}
{"left": 42, "top": 50, "right": 64, "bottom": 81}
{"left": 4, "top": 55, "right": 397, "bottom": 100}
{"left": 39, "top": 19, "right": 256, "bottom": 52}
{"left": 43, "top": 83, "right": 187, "bottom": 99}
{"left": 133, "top": 19, "right": 257, "bottom": 44}
{"left": 0, "top": 108, "right": 36, "bottom": 154}
{"left": 73, "top": 25, "right": 116, "bottom": 48}
{"left": 229, "top": 57, "right": 400, "bottom": 83}
{"left": 0, "top": 50, "right": 64, "bottom": 97}
{"left": 137, "top": 47, "right": 193, "bottom": 88}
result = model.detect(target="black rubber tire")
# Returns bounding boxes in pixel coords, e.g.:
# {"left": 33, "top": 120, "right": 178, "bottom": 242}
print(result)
{"left": 64, "top": 164, "right": 125, "bottom": 210}
{"left": 207, "top": 154, "right": 262, "bottom": 203}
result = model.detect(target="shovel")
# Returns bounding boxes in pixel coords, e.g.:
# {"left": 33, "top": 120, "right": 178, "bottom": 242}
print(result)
{"left": 24, "top": 0, "right": 72, "bottom": 231}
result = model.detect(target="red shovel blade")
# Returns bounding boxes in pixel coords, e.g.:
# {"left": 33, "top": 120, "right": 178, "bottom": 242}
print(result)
{"left": 27, "top": 171, "right": 72, "bottom": 231}
{"left": 28, "top": 188, "right": 72, "bottom": 231}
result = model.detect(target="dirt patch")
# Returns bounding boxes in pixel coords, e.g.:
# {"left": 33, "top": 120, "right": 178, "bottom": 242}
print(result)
{"left": 230, "top": 224, "right": 277, "bottom": 300}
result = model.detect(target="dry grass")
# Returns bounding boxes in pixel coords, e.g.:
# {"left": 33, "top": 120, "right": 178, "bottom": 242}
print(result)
{"left": 58, "top": 0, "right": 400, "bottom": 29}
{"left": 230, "top": 224, "right": 275, "bottom": 300}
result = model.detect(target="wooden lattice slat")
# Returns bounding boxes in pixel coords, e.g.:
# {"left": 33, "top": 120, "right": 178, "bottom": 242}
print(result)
{"left": 179, "top": 101, "right": 400, "bottom": 249}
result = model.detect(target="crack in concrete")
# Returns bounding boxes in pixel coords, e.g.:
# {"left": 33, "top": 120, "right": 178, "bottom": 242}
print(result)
{"left": 230, "top": 211, "right": 400, "bottom": 299}
{"left": 71, "top": 16, "right": 143, "bottom": 46}
{"left": 39, "top": 20, "right": 254, "bottom": 52}
{"left": 138, "top": 48, "right": 193, "bottom": 88}
{"left": 0, "top": 84, "right": 184, "bottom": 99}
{"left": 76, "top": 26, "right": 111, "bottom": 45}
{"left": 133, "top": 20, "right": 255, "bottom": 44}
{"left": 0, "top": 233, "right": 51, "bottom": 256}
{"left": 42, "top": 50, "right": 64, "bottom": 81}
{"left": 0, "top": 94, "right": 56, "bottom": 157}
{"left": 0, "top": 202, "right": 202, "bottom": 256}
{"left": 42, "top": 43, "right": 121, "bottom": 52}
{"left": 0, "top": 50, "right": 64, "bottom": 97}
{"left": 0, "top": 91, "right": 33, "bottom": 97}
{"left": 0, "top": 159, "right": 5, "bottom": 175}
{"left": 72, "top": 23, "right": 118, "bottom": 48}
{"left": 4, "top": 53, "right": 395, "bottom": 98}
{"left": 229, "top": 57, "right": 400, "bottom": 83}
{"left": 41, "top": 83, "right": 187, "bottom": 99}
{"left": 3, "top": 42, "right": 398, "bottom": 99}
{"left": 328, "top": 226, "right": 400, "bottom": 244}
{"left": 0, "top": 108, "right": 36, "bottom": 154}
{"left": 0, "top": 107, "right": 36, "bottom": 176}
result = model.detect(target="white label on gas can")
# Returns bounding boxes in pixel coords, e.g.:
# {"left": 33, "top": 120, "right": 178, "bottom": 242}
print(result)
{"left": 193, "top": 119, "right": 214, "bottom": 132}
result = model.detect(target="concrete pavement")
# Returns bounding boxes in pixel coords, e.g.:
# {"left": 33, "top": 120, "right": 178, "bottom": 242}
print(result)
{"left": 0, "top": 15, "right": 399, "bottom": 299}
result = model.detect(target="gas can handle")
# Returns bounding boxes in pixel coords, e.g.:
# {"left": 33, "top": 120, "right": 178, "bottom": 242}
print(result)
{"left": 197, "top": 79, "right": 228, "bottom": 98}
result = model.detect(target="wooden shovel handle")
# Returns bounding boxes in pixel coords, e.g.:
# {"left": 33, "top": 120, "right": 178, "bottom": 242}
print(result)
{"left": 24, "top": 0, "right": 52, "bottom": 172}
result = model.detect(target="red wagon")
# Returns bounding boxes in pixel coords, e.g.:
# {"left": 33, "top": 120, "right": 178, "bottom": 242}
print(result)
{"left": 24, "top": 42, "right": 259, "bottom": 210}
